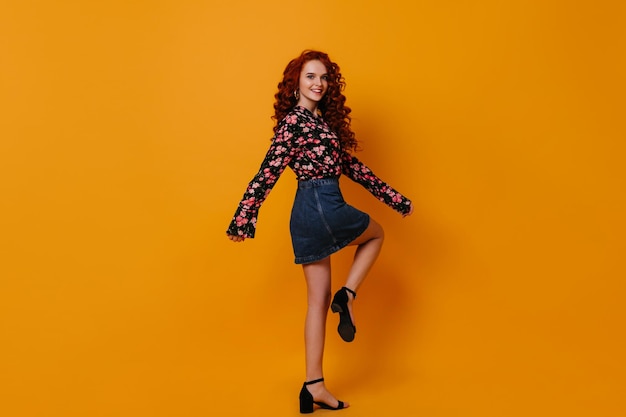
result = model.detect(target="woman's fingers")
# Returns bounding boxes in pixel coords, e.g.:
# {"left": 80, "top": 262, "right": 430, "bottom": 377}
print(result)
{"left": 403, "top": 203, "right": 414, "bottom": 217}
{"left": 227, "top": 234, "right": 245, "bottom": 242}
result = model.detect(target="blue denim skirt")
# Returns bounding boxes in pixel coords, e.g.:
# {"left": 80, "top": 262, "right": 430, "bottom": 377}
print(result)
{"left": 290, "top": 178, "right": 370, "bottom": 264}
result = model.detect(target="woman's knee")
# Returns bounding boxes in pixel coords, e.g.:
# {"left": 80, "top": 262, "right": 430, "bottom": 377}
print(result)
{"left": 303, "top": 259, "right": 332, "bottom": 308}
{"left": 308, "top": 291, "right": 331, "bottom": 309}
{"left": 349, "top": 218, "right": 384, "bottom": 247}
{"left": 369, "top": 218, "right": 385, "bottom": 241}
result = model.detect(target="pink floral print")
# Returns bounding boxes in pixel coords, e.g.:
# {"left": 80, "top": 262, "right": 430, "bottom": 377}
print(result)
{"left": 227, "top": 106, "right": 411, "bottom": 238}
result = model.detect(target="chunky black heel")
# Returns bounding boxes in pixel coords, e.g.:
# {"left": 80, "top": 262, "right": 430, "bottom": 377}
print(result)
{"left": 299, "top": 378, "right": 345, "bottom": 414}
{"left": 331, "top": 287, "right": 357, "bottom": 342}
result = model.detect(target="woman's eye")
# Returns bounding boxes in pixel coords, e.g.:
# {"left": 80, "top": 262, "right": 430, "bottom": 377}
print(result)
{"left": 321, "top": 75, "right": 328, "bottom": 81}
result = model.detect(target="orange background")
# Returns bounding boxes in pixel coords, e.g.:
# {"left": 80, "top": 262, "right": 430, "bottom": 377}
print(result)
{"left": 1, "top": 1, "right": 625, "bottom": 416}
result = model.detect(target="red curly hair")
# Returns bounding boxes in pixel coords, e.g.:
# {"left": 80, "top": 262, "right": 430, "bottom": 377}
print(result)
{"left": 272, "top": 50, "right": 358, "bottom": 152}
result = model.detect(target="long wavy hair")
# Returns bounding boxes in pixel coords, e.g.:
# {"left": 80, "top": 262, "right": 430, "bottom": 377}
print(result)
{"left": 272, "top": 50, "right": 358, "bottom": 152}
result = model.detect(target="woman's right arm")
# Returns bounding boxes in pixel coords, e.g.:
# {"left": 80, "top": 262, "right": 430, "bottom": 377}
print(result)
{"left": 225, "top": 119, "right": 298, "bottom": 240}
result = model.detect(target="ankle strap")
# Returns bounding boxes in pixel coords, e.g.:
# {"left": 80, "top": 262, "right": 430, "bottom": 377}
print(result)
{"left": 342, "top": 286, "right": 356, "bottom": 299}
{"left": 304, "top": 378, "right": 324, "bottom": 385}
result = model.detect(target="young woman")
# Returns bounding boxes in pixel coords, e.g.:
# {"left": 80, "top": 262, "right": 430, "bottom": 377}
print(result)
{"left": 226, "top": 50, "right": 413, "bottom": 413}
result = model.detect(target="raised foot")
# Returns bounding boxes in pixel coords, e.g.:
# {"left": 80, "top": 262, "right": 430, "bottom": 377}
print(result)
{"left": 331, "top": 287, "right": 357, "bottom": 342}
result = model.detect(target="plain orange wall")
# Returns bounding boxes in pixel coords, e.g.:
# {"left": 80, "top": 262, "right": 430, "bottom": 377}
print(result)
{"left": 1, "top": 1, "right": 624, "bottom": 416}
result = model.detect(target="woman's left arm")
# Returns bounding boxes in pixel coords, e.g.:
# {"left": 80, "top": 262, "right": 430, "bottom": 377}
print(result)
{"left": 341, "top": 152, "right": 413, "bottom": 216}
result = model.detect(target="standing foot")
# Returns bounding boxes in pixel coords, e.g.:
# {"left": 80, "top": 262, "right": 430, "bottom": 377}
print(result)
{"left": 299, "top": 378, "right": 349, "bottom": 413}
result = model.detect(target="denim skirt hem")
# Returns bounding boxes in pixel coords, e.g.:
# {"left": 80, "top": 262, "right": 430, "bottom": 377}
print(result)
{"left": 290, "top": 178, "right": 370, "bottom": 265}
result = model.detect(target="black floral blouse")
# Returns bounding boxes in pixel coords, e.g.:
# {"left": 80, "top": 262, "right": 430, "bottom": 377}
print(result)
{"left": 227, "top": 106, "right": 412, "bottom": 238}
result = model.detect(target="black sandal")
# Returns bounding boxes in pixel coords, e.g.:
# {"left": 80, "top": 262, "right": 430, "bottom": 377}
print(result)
{"left": 331, "top": 287, "right": 357, "bottom": 342}
{"left": 299, "top": 378, "right": 346, "bottom": 414}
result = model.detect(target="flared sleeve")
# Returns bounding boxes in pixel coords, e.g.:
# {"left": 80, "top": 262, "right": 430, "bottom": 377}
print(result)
{"left": 226, "top": 117, "right": 298, "bottom": 238}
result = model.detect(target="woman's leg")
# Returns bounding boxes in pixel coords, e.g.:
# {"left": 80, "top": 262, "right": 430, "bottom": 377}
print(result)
{"left": 302, "top": 257, "right": 349, "bottom": 408}
{"left": 342, "top": 218, "right": 385, "bottom": 326}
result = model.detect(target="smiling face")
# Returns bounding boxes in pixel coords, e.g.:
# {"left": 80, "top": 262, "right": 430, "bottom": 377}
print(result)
{"left": 296, "top": 60, "right": 329, "bottom": 113}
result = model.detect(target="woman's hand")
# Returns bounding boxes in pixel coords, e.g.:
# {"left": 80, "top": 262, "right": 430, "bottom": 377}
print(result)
{"left": 227, "top": 234, "right": 246, "bottom": 243}
{"left": 403, "top": 203, "right": 414, "bottom": 217}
